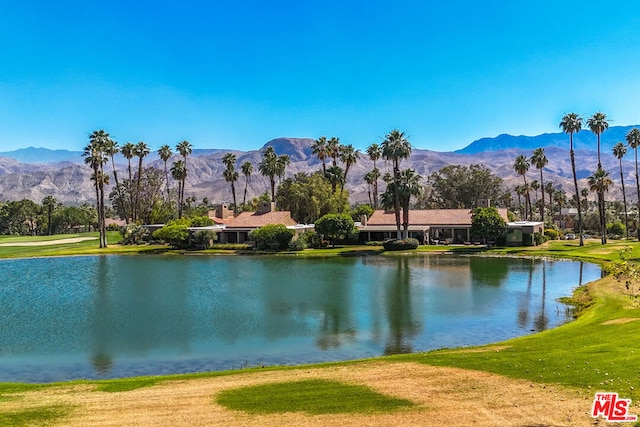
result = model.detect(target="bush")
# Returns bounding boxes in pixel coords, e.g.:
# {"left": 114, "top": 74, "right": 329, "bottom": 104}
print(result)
{"left": 299, "top": 230, "right": 327, "bottom": 249}
{"left": 107, "top": 223, "right": 121, "bottom": 231}
{"left": 120, "top": 224, "right": 150, "bottom": 245}
{"left": 288, "top": 238, "right": 306, "bottom": 251}
{"left": 249, "top": 224, "right": 295, "bottom": 250}
{"left": 383, "top": 238, "right": 420, "bottom": 251}
{"left": 607, "top": 221, "right": 626, "bottom": 237}
{"left": 533, "top": 232, "right": 547, "bottom": 245}
{"left": 189, "top": 216, "right": 214, "bottom": 227}
{"left": 544, "top": 228, "right": 559, "bottom": 240}
{"left": 152, "top": 224, "right": 189, "bottom": 248}
{"left": 209, "top": 243, "right": 252, "bottom": 250}
{"left": 192, "top": 229, "right": 217, "bottom": 249}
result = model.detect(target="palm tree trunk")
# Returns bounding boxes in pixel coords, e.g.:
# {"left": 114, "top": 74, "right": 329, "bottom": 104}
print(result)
{"left": 570, "top": 145, "right": 584, "bottom": 246}
{"left": 539, "top": 169, "right": 545, "bottom": 224}
{"left": 620, "top": 159, "right": 629, "bottom": 238}
{"left": 135, "top": 159, "right": 143, "bottom": 222}
{"left": 164, "top": 161, "right": 171, "bottom": 201}
{"left": 243, "top": 177, "right": 249, "bottom": 206}
{"left": 110, "top": 156, "right": 127, "bottom": 224}
{"left": 599, "top": 192, "right": 606, "bottom": 244}
{"left": 231, "top": 181, "right": 237, "bottom": 215}
{"left": 270, "top": 177, "right": 276, "bottom": 202}
{"left": 393, "top": 162, "right": 401, "bottom": 239}
{"left": 373, "top": 179, "right": 379, "bottom": 209}
{"left": 635, "top": 147, "right": 640, "bottom": 241}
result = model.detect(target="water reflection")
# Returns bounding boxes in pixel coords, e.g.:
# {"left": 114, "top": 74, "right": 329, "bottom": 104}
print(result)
{"left": 0, "top": 255, "right": 601, "bottom": 382}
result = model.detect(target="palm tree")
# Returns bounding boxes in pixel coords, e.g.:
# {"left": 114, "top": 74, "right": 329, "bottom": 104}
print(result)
{"left": 560, "top": 113, "right": 584, "bottom": 246}
{"left": 338, "top": 144, "right": 360, "bottom": 193}
{"left": 613, "top": 142, "right": 629, "bottom": 238}
{"left": 83, "top": 131, "right": 109, "bottom": 248}
{"left": 176, "top": 140, "right": 192, "bottom": 216}
{"left": 311, "top": 136, "right": 328, "bottom": 175}
{"left": 364, "top": 170, "right": 375, "bottom": 205}
{"left": 240, "top": 161, "right": 253, "bottom": 207}
{"left": 100, "top": 135, "right": 126, "bottom": 223}
{"left": 531, "top": 148, "right": 548, "bottom": 223}
{"left": 276, "top": 154, "right": 290, "bottom": 183}
{"left": 121, "top": 142, "right": 135, "bottom": 182}
{"left": 365, "top": 168, "right": 381, "bottom": 207}
{"left": 222, "top": 153, "right": 238, "bottom": 213}
{"left": 626, "top": 128, "right": 640, "bottom": 241}
{"left": 544, "top": 181, "right": 554, "bottom": 215}
{"left": 397, "top": 169, "right": 423, "bottom": 239}
{"left": 133, "top": 141, "right": 150, "bottom": 222}
{"left": 91, "top": 170, "right": 110, "bottom": 248}
{"left": 327, "top": 137, "right": 341, "bottom": 167}
{"left": 514, "top": 185, "right": 524, "bottom": 218}
{"left": 531, "top": 180, "right": 540, "bottom": 204}
{"left": 381, "top": 129, "right": 412, "bottom": 239}
{"left": 587, "top": 112, "right": 609, "bottom": 169}
{"left": 325, "top": 165, "right": 345, "bottom": 192}
{"left": 588, "top": 167, "right": 613, "bottom": 244}
{"left": 513, "top": 155, "right": 532, "bottom": 221}
{"left": 158, "top": 144, "right": 173, "bottom": 200}
{"left": 42, "top": 195, "right": 57, "bottom": 235}
{"left": 366, "top": 143, "right": 382, "bottom": 208}
{"left": 171, "top": 160, "right": 187, "bottom": 218}
{"left": 258, "top": 146, "right": 288, "bottom": 202}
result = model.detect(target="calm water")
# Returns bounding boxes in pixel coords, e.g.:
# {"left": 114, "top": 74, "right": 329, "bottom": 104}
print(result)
{"left": 0, "top": 255, "right": 600, "bottom": 382}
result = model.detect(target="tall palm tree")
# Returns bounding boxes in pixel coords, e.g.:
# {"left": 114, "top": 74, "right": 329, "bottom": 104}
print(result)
{"left": 397, "top": 168, "right": 423, "bottom": 239}
{"left": 531, "top": 180, "right": 540, "bottom": 204}
{"left": 42, "top": 195, "right": 57, "bottom": 235}
{"left": 587, "top": 112, "right": 609, "bottom": 169}
{"left": 158, "top": 144, "right": 173, "bottom": 200}
{"left": 325, "top": 165, "right": 344, "bottom": 192}
{"left": 176, "top": 140, "right": 192, "bottom": 216}
{"left": 171, "top": 160, "right": 187, "bottom": 218}
{"left": 560, "top": 113, "right": 584, "bottom": 246}
{"left": 365, "top": 168, "right": 381, "bottom": 207}
{"left": 133, "top": 141, "right": 150, "bottom": 222}
{"left": 222, "top": 153, "right": 238, "bottom": 213}
{"left": 327, "top": 137, "right": 341, "bottom": 167}
{"left": 381, "top": 129, "right": 412, "bottom": 239}
{"left": 514, "top": 185, "right": 524, "bottom": 218}
{"left": 311, "top": 136, "right": 328, "bottom": 175}
{"left": 364, "top": 170, "right": 375, "bottom": 205}
{"left": 241, "top": 161, "right": 253, "bottom": 207}
{"left": 83, "top": 133, "right": 108, "bottom": 248}
{"left": 613, "top": 142, "right": 629, "bottom": 238}
{"left": 544, "top": 181, "right": 554, "bottom": 215}
{"left": 588, "top": 112, "right": 609, "bottom": 244}
{"left": 276, "top": 154, "right": 290, "bottom": 183}
{"left": 626, "top": 128, "right": 640, "bottom": 241}
{"left": 259, "top": 146, "right": 289, "bottom": 202}
{"left": 588, "top": 167, "right": 613, "bottom": 244}
{"left": 100, "top": 135, "right": 126, "bottom": 223}
{"left": 366, "top": 143, "right": 382, "bottom": 208}
{"left": 338, "top": 144, "right": 360, "bottom": 193}
{"left": 531, "top": 148, "right": 548, "bottom": 223}
{"left": 513, "top": 155, "right": 532, "bottom": 221}
{"left": 121, "top": 142, "right": 135, "bottom": 182}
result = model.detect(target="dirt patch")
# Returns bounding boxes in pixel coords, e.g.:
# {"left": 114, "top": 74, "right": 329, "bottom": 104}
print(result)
{"left": 601, "top": 317, "right": 640, "bottom": 325}
{"left": 0, "top": 237, "right": 97, "bottom": 247}
{"left": 3, "top": 362, "right": 606, "bottom": 427}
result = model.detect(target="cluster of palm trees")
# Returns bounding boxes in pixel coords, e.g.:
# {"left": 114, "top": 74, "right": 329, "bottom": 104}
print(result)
{"left": 311, "top": 137, "right": 360, "bottom": 193}
{"left": 159, "top": 140, "right": 192, "bottom": 219}
{"left": 219, "top": 153, "right": 254, "bottom": 213}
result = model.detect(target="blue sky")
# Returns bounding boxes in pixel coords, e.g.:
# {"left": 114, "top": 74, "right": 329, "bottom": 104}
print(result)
{"left": 1, "top": 1, "right": 640, "bottom": 153}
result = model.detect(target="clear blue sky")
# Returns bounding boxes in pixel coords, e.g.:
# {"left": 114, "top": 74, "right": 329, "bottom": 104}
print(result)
{"left": 2, "top": 1, "right": 640, "bottom": 153}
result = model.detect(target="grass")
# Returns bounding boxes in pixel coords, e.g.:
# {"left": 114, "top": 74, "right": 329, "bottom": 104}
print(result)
{"left": 215, "top": 379, "right": 415, "bottom": 415}
{"left": 0, "top": 405, "right": 73, "bottom": 426}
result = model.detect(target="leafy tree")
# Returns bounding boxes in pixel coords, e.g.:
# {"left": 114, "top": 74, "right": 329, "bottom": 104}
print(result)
{"left": 626, "top": 127, "right": 640, "bottom": 241}
{"left": 613, "top": 141, "right": 629, "bottom": 238}
{"left": 513, "top": 155, "right": 532, "bottom": 221}
{"left": 425, "top": 164, "right": 503, "bottom": 209}
{"left": 588, "top": 167, "right": 613, "bottom": 244}
{"left": 314, "top": 213, "right": 357, "bottom": 247}
{"left": 531, "top": 148, "right": 548, "bottom": 222}
{"left": 111, "top": 167, "right": 169, "bottom": 225}
{"left": 607, "top": 221, "right": 626, "bottom": 237}
{"left": 275, "top": 171, "right": 348, "bottom": 223}
{"left": 470, "top": 207, "right": 506, "bottom": 244}
{"left": 350, "top": 204, "right": 374, "bottom": 223}
{"left": 560, "top": 112, "right": 585, "bottom": 246}
{"left": 249, "top": 224, "right": 295, "bottom": 250}
{"left": 381, "top": 129, "right": 412, "bottom": 238}
{"left": 152, "top": 223, "right": 189, "bottom": 248}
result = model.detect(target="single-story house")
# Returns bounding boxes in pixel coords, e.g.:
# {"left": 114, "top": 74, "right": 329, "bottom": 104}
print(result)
{"left": 215, "top": 202, "right": 299, "bottom": 244}
{"left": 505, "top": 221, "right": 545, "bottom": 246}
{"left": 358, "top": 208, "right": 509, "bottom": 244}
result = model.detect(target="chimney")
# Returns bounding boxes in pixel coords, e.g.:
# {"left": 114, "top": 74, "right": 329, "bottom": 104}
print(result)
{"left": 216, "top": 204, "right": 233, "bottom": 219}
{"left": 258, "top": 201, "right": 276, "bottom": 214}
{"left": 476, "top": 199, "right": 491, "bottom": 208}
{"left": 360, "top": 214, "right": 368, "bottom": 226}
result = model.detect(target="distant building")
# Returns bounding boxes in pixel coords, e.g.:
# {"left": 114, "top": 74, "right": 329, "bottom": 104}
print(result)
{"left": 506, "top": 221, "right": 544, "bottom": 246}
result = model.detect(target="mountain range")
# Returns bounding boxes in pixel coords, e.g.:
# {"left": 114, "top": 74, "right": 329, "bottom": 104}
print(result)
{"left": 0, "top": 126, "right": 638, "bottom": 205}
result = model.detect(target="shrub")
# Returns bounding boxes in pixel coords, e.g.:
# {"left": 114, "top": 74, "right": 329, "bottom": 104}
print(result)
{"left": 249, "top": 224, "right": 295, "bottom": 250}
{"left": 533, "top": 232, "right": 547, "bottom": 245}
{"left": 189, "top": 216, "right": 214, "bottom": 227}
{"left": 120, "top": 224, "right": 150, "bottom": 245}
{"left": 544, "top": 228, "right": 559, "bottom": 240}
{"left": 107, "top": 223, "right": 121, "bottom": 231}
{"left": 314, "top": 214, "right": 357, "bottom": 247}
{"left": 152, "top": 224, "right": 189, "bottom": 248}
{"left": 288, "top": 238, "right": 306, "bottom": 251}
{"left": 607, "top": 221, "right": 626, "bottom": 237}
{"left": 299, "top": 231, "right": 327, "bottom": 249}
{"left": 192, "top": 229, "right": 217, "bottom": 249}
{"left": 383, "top": 238, "right": 419, "bottom": 251}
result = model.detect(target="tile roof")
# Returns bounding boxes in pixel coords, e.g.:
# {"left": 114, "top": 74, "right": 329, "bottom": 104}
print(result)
{"left": 366, "top": 208, "right": 509, "bottom": 226}
{"left": 226, "top": 211, "right": 297, "bottom": 228}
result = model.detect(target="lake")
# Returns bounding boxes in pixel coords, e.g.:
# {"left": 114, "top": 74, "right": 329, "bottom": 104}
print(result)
{"left": 0, "top": 254, "right": 601, "bottom": 382}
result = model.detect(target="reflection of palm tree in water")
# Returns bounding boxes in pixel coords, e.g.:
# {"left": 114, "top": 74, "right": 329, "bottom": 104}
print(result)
{"left": 517, "top": 259, "right": 534, "bottom": 329}
{"left": 91, "top": 256, "right": 113, "bottom": 376}
{"left": 384, "top": 258, "right": 421, "bottom": 355}
{"left": 534, "top": 262, "right": 549, "bottom": 331}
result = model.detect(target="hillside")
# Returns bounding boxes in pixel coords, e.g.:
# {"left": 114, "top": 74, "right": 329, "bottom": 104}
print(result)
{"left": 0, "top": 126, "right": 638, "bottom": 205}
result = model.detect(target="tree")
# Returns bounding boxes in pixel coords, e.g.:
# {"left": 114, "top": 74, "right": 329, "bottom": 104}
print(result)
{"left": 588, "top": 112, "right": 609, "bottom": 244}
{"left": 366, "top": 143, "right": 382, "bottom": 208}
{"left": 171, "top": 160, "right": 187, "bottom": 218}
{"left": 249, "top": 224, "right": 295, "bottom": 250}
{"left": 470, "top": 207, "right": 506, "bottom": 245}
{"left": 588, "top": 167, "right": 613, "bottom": 244}
{"left": 613, "top": 141, "right": 630, "bottom": 238}
{"left": 133, "top": 141, "right": 150, "bottom": 222}
{"left": 531, "top": 148, "right": 548, "bottom": 223}
{"left": 311, "top": 136, "right": 328, "bottom": 175}
{"left": 513, "top": 155, "right": 532, "bottom": 221}
{"left": 83, "top": 131, "right": 109, "bottom": 248}
{"left": 397, "top": 169, "right": 423, "bottom": 238}
{"left": 381, "top": 129, "right": 412, "bottom": 239}
{"left": 258, "top": 146, "right": 289, "bottom": 201}
{"left": 338, "top": 143, "right": 360, "bottom": 194}
{"left": 327, "top": 137, "right": 340, "bottom": 167}
{"left": 42, "top": 195, "right": 57, "bottom": 236}
{"left": 102, "top": 135, "right": 126, "bottom": 224}
{"left": 275, "top": 171, "right": 348, "bottom": 224}
{"left": 222, "top": 153, "right": 239, "bottom": 213}
{"left": 325, "top": 165, "right": 345, "bottom": 193}
{"left": 314, "top": 213, "right": 357, "bottom": 247}
{"left": 544, "top": 181, "right": 555, "bottom": 216}
{"left": 626, "top": 128, "right": 640, "bottom": 241}
{"left": 241, "top": 161, "right": 253, "bottom": 207}
{"left": 425, "top": 164, "right": 503, "bottom": 209}
{"left": 176, "top": 140, "right": 192, "bottom": 217}
{"left": 560, "top": 112, "right": 585, "bottom": 246}
{"left": 158, "top": 144, "right": 173, "bottom": 200}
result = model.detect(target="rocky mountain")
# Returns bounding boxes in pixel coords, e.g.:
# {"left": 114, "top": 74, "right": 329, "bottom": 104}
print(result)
{"left": 1, "top": 126, "right": 639, "bottom": 205}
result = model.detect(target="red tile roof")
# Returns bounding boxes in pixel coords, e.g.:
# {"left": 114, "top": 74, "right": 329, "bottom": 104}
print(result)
{"left": 226, "top": 211, "right": 297, "bottom": 228}
{"left": 366, "top": 208, "right": 509, "bottom": 226}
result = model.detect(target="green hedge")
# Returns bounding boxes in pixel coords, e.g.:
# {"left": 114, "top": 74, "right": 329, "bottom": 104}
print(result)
{"left": 383, "top": 238, "right": 420, "bottom": 251}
